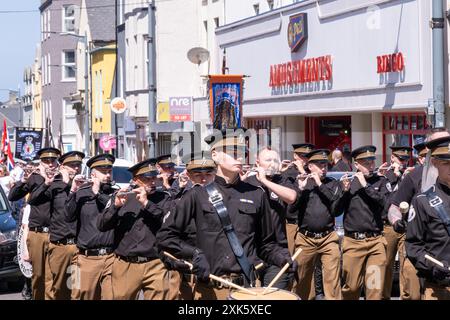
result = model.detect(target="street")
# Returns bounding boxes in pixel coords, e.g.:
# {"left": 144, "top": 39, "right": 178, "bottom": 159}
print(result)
{"left": 0, "top": 282, "right": 22, "bottom": 300}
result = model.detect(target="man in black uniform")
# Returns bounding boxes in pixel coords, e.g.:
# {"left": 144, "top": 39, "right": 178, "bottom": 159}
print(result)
{"left": 157, "top": 129, "right": 296, "bottom": 300}
{"left": 160, "top": 151, "right": 217, "bottom": 300}
{"left": 28, "top": 151, "right": 84, "bottom": 300}
{"left": 9, "top": 147, "right": 61, "bottom": 300}
{"left": 283, "top": 143, "right": 314, "bottom": 256}
{"left": 247, "top": 147, "right": 297, "bottom": 290}
{"left": 97, "top": 158, "right": 178, "bottom": 300}
{"left": 381, "top": 145, "right": 412, "bottom": 300}
{"left": 288, "top": 149, "right": 343, "bottom": 300}
{"left": 156, "top": 154, "right": 179, "bottom": 194}
{"left": 336, "top": 145, "right": 388, "bottom": 300}
{"left": 406, "top": 136, "right": 450, "bottom": 299}
{"left": 65, "top": 154, "right": 116, "bottom": 300}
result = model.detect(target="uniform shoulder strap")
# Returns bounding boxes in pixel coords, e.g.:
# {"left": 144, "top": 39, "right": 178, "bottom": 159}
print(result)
{"left": 204, "top": 183, "right": 255, "bottom": 285}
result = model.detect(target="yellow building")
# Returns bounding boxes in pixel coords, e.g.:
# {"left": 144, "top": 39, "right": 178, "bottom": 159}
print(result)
{"left": 90, "top": 44, "right": 116, "bottom": 153}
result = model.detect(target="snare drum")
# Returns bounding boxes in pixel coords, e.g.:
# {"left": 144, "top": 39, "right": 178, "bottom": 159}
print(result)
{"left": 228, "top": 287, "right": 300, "bottom": 300}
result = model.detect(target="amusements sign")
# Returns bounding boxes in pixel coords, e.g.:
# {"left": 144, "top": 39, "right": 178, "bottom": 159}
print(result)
{"left": 208, "top": 75, "right": 243, "bottom": 130}
{"left": 15, "top": 128, "right": 43, "bottom": 161}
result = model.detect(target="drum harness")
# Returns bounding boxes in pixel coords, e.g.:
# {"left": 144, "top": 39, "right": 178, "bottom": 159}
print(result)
{"left": 205, "top": 183, "right": 256, "bottom": 287}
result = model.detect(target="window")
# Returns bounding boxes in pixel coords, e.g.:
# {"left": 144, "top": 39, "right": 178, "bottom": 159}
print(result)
{"left": 62, "top": 50, "right": 76, "bottom": 80}
{"left": 40, "top": 13, "right": 44, "bottom": 41}
{"left": 253, "top": 4, "right": 260, "bottom": 15}
{"left": 63, "top": 99, "right": 77, "bottom": 134}
{"left": 94, "top": 70, "right": 103, "bottom": 119}
{"left": 214, "top": 17, "right": 220, "bottom": 28}
{"left": 63, "top": 5, "right": 76, "bottom": 32}
{"left": 267, "top": 0, "right": 274, "bottom": 10}
{"left": 47, "top": 54, "right": 51, "bottom": 84}
{"left": 382, "top": 113, "right": 429, "bottom": 164}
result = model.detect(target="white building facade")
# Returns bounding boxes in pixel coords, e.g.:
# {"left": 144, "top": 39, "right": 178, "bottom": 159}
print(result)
{"left": 215, "top": 0, "right": 449, "bottom": 162}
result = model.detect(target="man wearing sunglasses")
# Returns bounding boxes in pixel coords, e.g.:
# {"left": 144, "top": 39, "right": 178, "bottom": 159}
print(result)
{"left": 157, "top": 129, "right": 295, "bottom": 300}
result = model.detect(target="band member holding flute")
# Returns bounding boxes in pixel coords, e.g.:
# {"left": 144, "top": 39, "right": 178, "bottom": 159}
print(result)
{"left": 335, "top": 145, "right": 389, "bottom": 300}
{"left": 28, "top": 151, "right": 85, "bottom": 299}
{"left": 9, "top": 147, "right": 61, "bottom": 300}
{"left": 288, "top": 149, "right": 343, "bottom": 300}
{"left": 246, "top": 147, "right": 297, "bottom": 290}
{"left": 97, "top": 158, "right": 177, "bottom": 300}
{"left": 65, "top": 154, "right": 117, "bottom": 300}
{"left": 379, "top": 145, "right": 413, "bottom": 300}
{"left": 406, "top": 136, "right": 450, "bottom": 300}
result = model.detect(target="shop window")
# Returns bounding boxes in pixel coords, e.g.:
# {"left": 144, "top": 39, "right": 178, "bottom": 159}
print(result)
{"left": 382, "top": 113, "right": 429, "bottom": 164}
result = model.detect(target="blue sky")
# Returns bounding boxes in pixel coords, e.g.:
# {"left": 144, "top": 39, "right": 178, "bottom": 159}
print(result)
{"left": 0, "top": 1, "right": 40, "bottom": 102}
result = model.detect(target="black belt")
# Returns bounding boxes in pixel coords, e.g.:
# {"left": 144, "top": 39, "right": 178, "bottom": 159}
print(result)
{"left": 118, "top": 255, "right": 155, "bottom": 263}
{"left": 345, "top": 231, "right": 382, "bottom": 240}
{"left": 286, "top": 218, "right": 298, "bottom": 225}
{"left": 208, "top": 273, "right": 245, "bottom": 289}
{"left": 299, "top": 228, "right": 334, "bottom": 239}
{"left": 79, "top": 247, "right": 114, "bottom": 256}
{"left": 51, "top": 237, "right": 76, "bottom": 245}
{"left": 29, "top": 226, "right": 50, "bottom": 233}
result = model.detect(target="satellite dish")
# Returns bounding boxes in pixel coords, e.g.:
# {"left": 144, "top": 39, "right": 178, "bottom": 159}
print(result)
{"left": 187, "top": 47, "right": 210, "bottom": 66}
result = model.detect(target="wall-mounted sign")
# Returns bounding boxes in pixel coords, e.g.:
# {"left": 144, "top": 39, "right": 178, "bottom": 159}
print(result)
{"left": 110, "top": 97, "right": 127, "bottom": 114}
{"left": 287, "top": 13, "right": 308, "bottom": 52}
{"left": 99, "top": 135, "right": 116, "bottom": 151}
{"left": 377, "top": 52, "right": 405, "bottom": 73}
{"left": 269, "top": 55, "right": 332, "bottom": 87}
{"left": 169, "top": 96, "right": 192, "bottom": 122}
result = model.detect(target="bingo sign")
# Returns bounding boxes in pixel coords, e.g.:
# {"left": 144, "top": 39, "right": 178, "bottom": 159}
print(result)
{"left": 169, "top": 97, "right": 192, "bottom": 122}
{"left": 99, "top": 135, "right": 116, "bottom": 151}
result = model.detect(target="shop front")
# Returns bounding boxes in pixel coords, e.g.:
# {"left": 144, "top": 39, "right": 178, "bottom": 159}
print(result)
{"left": 216, "top": 0, "right": 438, "bottom": 163}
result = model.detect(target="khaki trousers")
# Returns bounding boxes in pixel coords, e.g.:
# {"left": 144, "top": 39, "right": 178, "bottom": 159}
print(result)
{"left": 47, "top": 242, "right": 78, "bottom": 300}
{"left": 293, "top": 231, "right": 342, "bottom": 300}
{"left": 383, "top": 226, "right": 421, "bottom": 300}
{"left": 398, "top": 237, "right": 421, "bottom": 300}
{"left": 422, "top": 281, "right": 450, "bottom": 300}
{"left": 72, "top": 253, "right": 114, "bottom": 300}
{"left": 286, "top": 223, "right": 298, "bottom": 256}
{"left": 26, "top": 231, "right": 54, "bottom": 300}
{"left": 382, "top": 225, "right": 402, "bottom": 299}
{"left": 112, "top": 257, "right": 179, "bottom": 300}
{"left": 342, "top": 235, "right": 387, "bottom": 300}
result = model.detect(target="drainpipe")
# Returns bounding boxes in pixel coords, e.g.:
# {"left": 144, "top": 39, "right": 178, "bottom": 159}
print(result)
{"left": 431, "top": 0, "right": 446, "bottom": 128}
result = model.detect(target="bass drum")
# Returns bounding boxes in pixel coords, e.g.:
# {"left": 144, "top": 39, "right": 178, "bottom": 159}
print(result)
{"left": 228, "top": 287, "right": 300, "bottom": 300}
{"left": 17, "top": 226, "right": 33, "bottom": 278}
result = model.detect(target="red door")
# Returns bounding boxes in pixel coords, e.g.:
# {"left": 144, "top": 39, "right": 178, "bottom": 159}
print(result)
{"left": 305, "top": 116, "right": 351, "bottom": 152}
